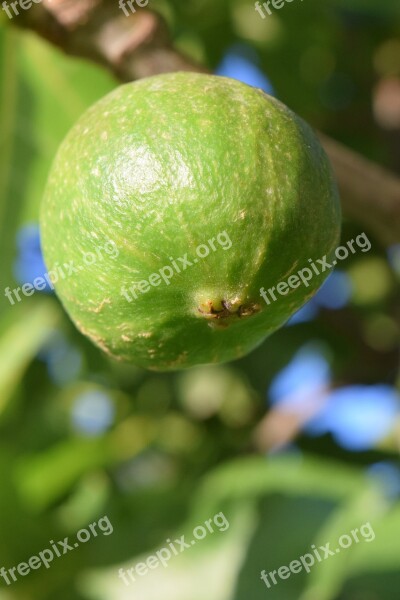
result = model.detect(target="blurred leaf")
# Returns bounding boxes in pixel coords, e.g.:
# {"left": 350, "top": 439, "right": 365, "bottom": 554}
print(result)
{"left": 83, "top": 503, "right": 255, "bottom": 600}
{"left": 300, "top": 486, "right": 389, "bottom": 600}
{"left": 0, "top": 299, "right": 60, "bottom": 416}
{"left": 14, "top": 437, "right": 110, "bottom": 511}
{"left": 14, "top": 416, "right": 158, "bottom": 511}
{"left": 233, "top": 495, "right": 336, "bottom": 600}
{"left": 348, "top": 504, "right": 400, "bottom": 572}
{"left": 330, "top": 0, "right": 400, "bottom": 18}
{"left": 0, "top": 23, "right": 116, "bottom": 315}
{"left": 192, "top": 455, "right": 367, "bottom": 521}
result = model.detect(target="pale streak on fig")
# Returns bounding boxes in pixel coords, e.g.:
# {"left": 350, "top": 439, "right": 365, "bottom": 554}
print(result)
{"left": 88, "top": 298, "right": 112, "bottom": 314}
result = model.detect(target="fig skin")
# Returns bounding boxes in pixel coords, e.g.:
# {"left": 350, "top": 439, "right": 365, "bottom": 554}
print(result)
{"left": 40, "top": 72, "right": 341, "bottom": 371}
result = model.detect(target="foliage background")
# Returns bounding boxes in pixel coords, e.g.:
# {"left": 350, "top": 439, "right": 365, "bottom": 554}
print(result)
{"left": 0, "top": 0, "right": 399, "bottom": 598}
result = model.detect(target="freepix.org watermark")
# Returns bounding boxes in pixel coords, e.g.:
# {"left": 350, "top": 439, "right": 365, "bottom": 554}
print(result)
{"left": 255, "top": 0, "right": 303, "bottom": 19}
{"left": 0, "top": 515, "right": 113, "bottom": 586}
{"left": 118, "top": 0, "right": 150, "bottom": 17}
{"left": 4, "top": 239, "right": 119, "bottom": 306}
{"left": 260, "top": 521, "right": 375, "bottom": 590}
{"left": 121, "top": 230, "right": 232, "bottom": 303}
{"left": 259, "top": 232, "right": 371, "bottom": 306}
{"left": 1, "top": 0, "right": 42, "bottom": 20}
{"left": 118, "top": 511, "right": 230, "bottom": 586}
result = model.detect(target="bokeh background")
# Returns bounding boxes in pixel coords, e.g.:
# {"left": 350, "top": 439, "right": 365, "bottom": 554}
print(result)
{"left": 0, "top": 0, "right": 400, "bottom": 599}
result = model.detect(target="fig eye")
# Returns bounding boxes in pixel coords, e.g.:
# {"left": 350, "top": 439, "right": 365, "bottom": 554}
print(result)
{"left": 198, "top": 299, "right": 261, "bottom": 324}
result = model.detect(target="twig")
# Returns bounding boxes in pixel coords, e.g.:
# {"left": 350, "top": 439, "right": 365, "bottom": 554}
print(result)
{"left": 320, "top": 134, "right": 400, "bottom": 245}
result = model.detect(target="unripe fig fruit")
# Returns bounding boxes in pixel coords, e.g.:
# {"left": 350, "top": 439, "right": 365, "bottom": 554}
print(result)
{"left": 40, "top": 72, "right": 341, "bottom": 371}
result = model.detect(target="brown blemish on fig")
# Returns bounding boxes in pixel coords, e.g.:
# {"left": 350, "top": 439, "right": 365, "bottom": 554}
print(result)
{"left": 198, "top": 299, "right": 261, "bottom": 328}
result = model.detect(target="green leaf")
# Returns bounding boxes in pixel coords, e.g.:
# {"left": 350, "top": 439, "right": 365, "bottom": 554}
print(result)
{"left": 299, "top": 486, "right": 388, "bottom": 600}
{"left": 192, "top": 455, "right": 367, "bottom": 521}
{"left": 233, "top": 495, "right": 336, "bottom": 600}
{"left": 0, "top": 299, "right": 61, "bottom": 416}
{"left": 0, "top": 22, "right": 116, "bottom": 316}
{"left": 14, "top": 414, "right": 158, "bottom": 510}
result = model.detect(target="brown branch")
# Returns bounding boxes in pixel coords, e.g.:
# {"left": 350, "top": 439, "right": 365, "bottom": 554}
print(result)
{"left": 15, "top": 0, "right": 206, "bottom": 79}
{"left": 14, "top": 0, "right": 400, "bottom": 245}
{"left": 320, "top": 134, "right": 400, "bottom": 245}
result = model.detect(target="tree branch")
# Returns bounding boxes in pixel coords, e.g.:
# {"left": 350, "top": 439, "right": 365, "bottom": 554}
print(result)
{"left": 320, "top": 134, "right": 400, "bottom": 245}
{"left": 14, "top": 0, "right": 400, "bottom": 245}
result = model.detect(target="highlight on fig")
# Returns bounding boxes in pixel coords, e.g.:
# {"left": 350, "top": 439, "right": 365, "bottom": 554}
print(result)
{"left": 259, "top": 231, "right": 371, "bottom": 307}
{"left": 4, "top": 239, "right": 119, "bottom": 306}
{"left": 120, "top": 230, "right": 232, "bottom": 303}
{"left": 118, "top": 511, "right": 230, "bottom": 587}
